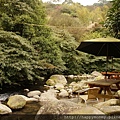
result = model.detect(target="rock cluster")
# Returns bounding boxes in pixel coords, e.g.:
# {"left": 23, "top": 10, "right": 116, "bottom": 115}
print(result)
{"left": 0, "top": 72, "right": 120, "bottom": 117}
{"left": 0, "top": 89, "right": 42, "bottom": 114}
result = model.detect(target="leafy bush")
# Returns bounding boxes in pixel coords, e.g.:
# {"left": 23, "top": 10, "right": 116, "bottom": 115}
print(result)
{"left": 0, "top": 31, "right": 44, "bottom": 87}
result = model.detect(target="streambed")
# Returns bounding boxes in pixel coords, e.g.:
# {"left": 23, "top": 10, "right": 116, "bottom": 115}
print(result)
{"left": 0, "top": 101, "right": 41, "bottom": 120}
{"left": 0, "top": 85, "right": 44, "bottom": 120}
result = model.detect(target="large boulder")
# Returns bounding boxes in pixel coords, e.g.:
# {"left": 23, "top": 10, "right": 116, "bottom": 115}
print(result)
{"left": 46, "top": 75, "right": 67, "bottom": 86}
{"left": 7, "top": 95, "right": 26, "bottom": 109}
{"left": 36, "top": 100, "right": 80, "bottom": 115}
{"left": 0, "top": 103, "right": 12, "bottom": 115}
{"left": 35, "top": 100, "right": 104, "bottom": 120}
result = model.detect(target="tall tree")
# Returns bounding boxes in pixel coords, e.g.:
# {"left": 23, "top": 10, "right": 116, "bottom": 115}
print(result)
{"left": 0, "top": 0, "right": 64, "bottom": 82}
{"left": 104, "top": 0, "right": 120, "bottom": 38}
{"left": 0, "top": 0, "right": 48, "bottom": 40}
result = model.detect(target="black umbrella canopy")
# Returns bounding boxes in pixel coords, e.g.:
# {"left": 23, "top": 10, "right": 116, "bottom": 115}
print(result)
{"left": 77, "top": 38, "right": 120, "bottom": 58}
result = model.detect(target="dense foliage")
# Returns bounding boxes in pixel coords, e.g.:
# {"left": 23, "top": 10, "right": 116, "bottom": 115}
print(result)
{"left": 104, "top": 0, "right": 120, "bottom": 38}
{"left": 0, "top": 0, "right": 47, "bottom": 40}
{"left": 0, "top": 0, "right": 120, "bottom": 89}
{"left": 0, "top": 0, "right": 61, "bottom": 88}
{"left": 0, "top": 31, "right": 44, "bottom": 87}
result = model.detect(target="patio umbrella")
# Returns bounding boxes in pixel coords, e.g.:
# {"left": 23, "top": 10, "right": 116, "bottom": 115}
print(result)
{"left": 76, "top": 37, "right": 120, "bottom": 78}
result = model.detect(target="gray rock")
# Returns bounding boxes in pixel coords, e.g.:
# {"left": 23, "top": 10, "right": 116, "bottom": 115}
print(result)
{"left": 0, "top": 103, "right": 12, "bottom": 114}
{"left": 7, "top": 95, "right": 26, "bottom": 109}
{"left": 39, "top": 89, "right": 58, "bottom": 105}
{"left": 98, "top": 106, "right": 120, "bottom": 114}
{"left": 91, "top": 71, "right": 103, "bottom": 77}
{"left": 69, "top": 81, "right": 85, "bottom": 92}
{"left": 55, "top": 83, "right": 64, "bottom": 90}
{"left": 33, "top": 95, "right": 40, "bottom": 100}
{"left": 94, "top": 99, "right": 120, "bottom": 114}
{"left": 27, "top": 90, "right": 41, "bottom": 97}
{"left": 94, "top": 99, "right": 120, "bottom": 108}
{"left": 35, "top": 99, "right": 104, "bottom": 120}
{"left": 68, "top": 106, "right": 104, "bottom": 114}
{"left": 58, "top": 89, "right": 69, "bottom": 97}
{"left": 36, "top": 100, "right": 79, "bottom": 115}
{"left": 19, "top": 95, "right": 38, "bottom": 102}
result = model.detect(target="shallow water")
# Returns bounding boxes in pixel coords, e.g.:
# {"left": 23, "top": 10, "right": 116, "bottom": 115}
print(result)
{"left": 1, "top": 101, "right": 41, "bottom": 120}
{"left": 0, "top": 85, "right": 44, "bottom": 120}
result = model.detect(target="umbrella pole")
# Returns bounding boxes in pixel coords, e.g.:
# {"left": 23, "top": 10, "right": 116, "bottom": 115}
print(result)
{"left": 104, "top": 56, "right": 108, "bottom": 101}
{"left": 105, "top": 44, "right": 109, "bottom": 80}
{"left": 111, "top": 56, "right": 114, "bottom": 70}
{"left": 105, "top": 56, "right": 108, "bottom": 80}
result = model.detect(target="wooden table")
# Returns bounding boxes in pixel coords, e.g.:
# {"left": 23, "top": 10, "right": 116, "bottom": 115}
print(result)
{"left": 101, "top": 72, "right": 120, "bottom": 79}
{"left": 86, "top": 79, "right": 120, "bottom": 100}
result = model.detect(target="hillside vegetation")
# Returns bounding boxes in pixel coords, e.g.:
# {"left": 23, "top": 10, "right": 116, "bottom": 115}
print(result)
{"left": 0, "top": 0, "right": 120, "bottom": 89}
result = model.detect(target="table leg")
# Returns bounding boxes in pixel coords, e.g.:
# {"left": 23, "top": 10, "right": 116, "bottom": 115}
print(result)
{"left": 103, "top": 87, "right": 112, "bottom": 101}
{"left": 103, "top": 88, "right": 106, "bottom": 101}
{"left": 116, "top": 83, "right": 120, "bottom": 90}
{"left": 106, "top": 87, "right": 112, "bottom": 95}
{"left": 99, "top": 88, "right": 103, "bottom": 94}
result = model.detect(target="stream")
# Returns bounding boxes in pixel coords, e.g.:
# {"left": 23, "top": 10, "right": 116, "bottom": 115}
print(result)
{"left": 0, "top": 85, "right": 45, "bottom": 120}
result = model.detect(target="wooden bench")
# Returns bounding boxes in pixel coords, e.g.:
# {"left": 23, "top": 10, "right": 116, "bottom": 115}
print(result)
{"left": 76, "top": 87, "right": 100, "bottom": 104}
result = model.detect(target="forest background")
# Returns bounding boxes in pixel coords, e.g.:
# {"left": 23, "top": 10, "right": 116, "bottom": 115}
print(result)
{"left": 0, "top": 0, "right": 120, "bottom": 90}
